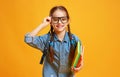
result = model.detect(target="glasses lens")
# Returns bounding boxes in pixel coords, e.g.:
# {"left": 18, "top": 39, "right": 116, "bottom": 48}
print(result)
{"left": 61, "top": 17, "right": 68, "bottom": 23}
{"left": 52, "top": 17, "right": 59, "bottom": 24}
{"left": 52, "top": 16, "right": 68, "bottom": 24}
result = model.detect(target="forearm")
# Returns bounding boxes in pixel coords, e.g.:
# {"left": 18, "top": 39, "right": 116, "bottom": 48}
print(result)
{"left": 29, "top": 23, "right": 46, "bottom": 37}
{"left": 28, "top": 17, "right": 51, "bottom": 37}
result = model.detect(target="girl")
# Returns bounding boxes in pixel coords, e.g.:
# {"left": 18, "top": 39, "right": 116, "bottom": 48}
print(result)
{"left": 24, "top": 6, "right": 84, "bottom": 77}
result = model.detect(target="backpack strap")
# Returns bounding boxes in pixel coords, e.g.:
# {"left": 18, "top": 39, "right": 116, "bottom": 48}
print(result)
{"left": 70, "top": 34, "right": 77, "bottom": 49}
{"left": 69, "top": 34, "right": 78, "bottom": 62}
{"left": 40, "top": 32, "right": 51, "bottom": 64}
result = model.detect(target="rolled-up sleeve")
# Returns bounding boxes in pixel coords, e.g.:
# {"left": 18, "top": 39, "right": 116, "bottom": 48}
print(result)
{"left": 24, "top": 33, "right": 47, "bottom": 52}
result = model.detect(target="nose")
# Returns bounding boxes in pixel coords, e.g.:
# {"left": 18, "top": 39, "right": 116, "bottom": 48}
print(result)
{"left": 58, "top": 19, "right": 62, "bottom": 24}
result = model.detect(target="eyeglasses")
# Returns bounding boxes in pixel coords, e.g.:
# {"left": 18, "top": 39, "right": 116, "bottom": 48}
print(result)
{"left": 51, "top": 16, "right": 68, "bottom": 24}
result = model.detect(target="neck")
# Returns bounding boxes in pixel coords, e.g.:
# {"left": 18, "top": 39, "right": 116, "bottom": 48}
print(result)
{"left": 55, "top": 30, "right": 66, "bottom": 41}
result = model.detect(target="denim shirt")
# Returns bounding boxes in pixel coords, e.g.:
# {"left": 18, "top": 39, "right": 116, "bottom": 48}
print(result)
{"left": 24, "top": 32, "right": 81, "bottom": 77}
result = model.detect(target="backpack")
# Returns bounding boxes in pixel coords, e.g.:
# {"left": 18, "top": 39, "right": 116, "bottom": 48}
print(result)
{"left": 40, "top": 32, "right": 77, "bottom": 64}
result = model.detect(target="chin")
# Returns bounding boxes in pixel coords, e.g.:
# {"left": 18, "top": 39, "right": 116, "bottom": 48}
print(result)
{"left": 55, "top": 28, "right": 66, "bottom": 33}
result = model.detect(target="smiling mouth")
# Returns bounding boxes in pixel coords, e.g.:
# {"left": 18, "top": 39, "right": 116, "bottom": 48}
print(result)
{"left": 56, "top": 25, "right": 64, "bottom": 28}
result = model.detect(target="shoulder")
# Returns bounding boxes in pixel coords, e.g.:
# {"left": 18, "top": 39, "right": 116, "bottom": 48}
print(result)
{"left": 71, "top": 34, "right": 79, "bottom": 41}
{"left": 71, "top": 34, "right": 82, "bottom": 43}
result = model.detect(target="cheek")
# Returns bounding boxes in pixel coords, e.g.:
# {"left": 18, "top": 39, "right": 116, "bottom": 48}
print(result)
{"left": 65, "top": 21, "right": 69, "bottom": 26}
{"left": 51, "top": 22, "right": 69, "bottom": 28}
{"left": 64, "top": 23, "right": 69, "bottom": 28}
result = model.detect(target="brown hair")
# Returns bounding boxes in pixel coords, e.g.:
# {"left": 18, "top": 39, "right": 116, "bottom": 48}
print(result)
{"left": 48, "top": 6, "right": 74, "bottom": 63}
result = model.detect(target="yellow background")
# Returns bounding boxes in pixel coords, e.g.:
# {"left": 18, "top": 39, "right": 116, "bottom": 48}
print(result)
{"left": 0, "top": 0, "right": 120, "bottom": 77}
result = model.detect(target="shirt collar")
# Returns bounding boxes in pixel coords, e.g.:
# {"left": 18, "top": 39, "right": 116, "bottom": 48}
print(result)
{"left": 53, "top": 32, "right": 70, "bottom": 43}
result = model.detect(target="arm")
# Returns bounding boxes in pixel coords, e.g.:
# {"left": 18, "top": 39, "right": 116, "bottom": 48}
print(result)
{"left": 24, "top": 17, "right": 51, "bottom": 51}
{"left": 29, "top": 16, "right": 51, "bottom": 37}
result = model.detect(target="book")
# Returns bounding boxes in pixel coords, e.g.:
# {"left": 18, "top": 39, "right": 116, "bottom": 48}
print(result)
{"left": 71, "top": 41, "right": 83, "bottom": 68}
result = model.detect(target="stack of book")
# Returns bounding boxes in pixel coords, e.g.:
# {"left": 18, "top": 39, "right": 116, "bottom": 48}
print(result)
{"left": 72, "top": 41, "right": 83, "bottom": 68}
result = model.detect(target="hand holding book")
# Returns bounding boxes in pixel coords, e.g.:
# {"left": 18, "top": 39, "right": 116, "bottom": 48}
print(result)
{"left": 71, "top": 41, "right": 84, "bottom": 73}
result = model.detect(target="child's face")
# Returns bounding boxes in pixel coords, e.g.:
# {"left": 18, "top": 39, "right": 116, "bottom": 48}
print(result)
{"left": 51, "top": 9, "right": 69, "bottom": 33}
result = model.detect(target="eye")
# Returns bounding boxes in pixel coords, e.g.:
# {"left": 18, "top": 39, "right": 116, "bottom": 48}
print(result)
{"left": 61, "top": 17, "right": 67, "bottom": 21}
{"left": 52, "top": 17, "right": 58, "bottom": 21}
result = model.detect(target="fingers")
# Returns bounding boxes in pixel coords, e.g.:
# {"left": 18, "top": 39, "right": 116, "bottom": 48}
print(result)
{"left": 81, "top": 45, "right": 84, "bottom": 55}
{"left": 81, "top": 45, "right": 84, "bottom": 60}
{"left": 42, "top": 16, "right": 51, "bottom": 24}
{"left": 71, "top": 66, "right": 81, "bottom": 73}
{"left": 45, "top": 16, "right": 51, "bottom": 22}
{"left": 46, "top": 19, "right": 50, "bottom": 22}
{"left": 71, "top": 58, "right": 84, "bottom": 73}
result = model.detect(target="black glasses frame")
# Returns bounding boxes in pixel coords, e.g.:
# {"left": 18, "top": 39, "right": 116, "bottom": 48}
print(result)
{"left": 51, "top": 16, "right": 68, "bottom": 24}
